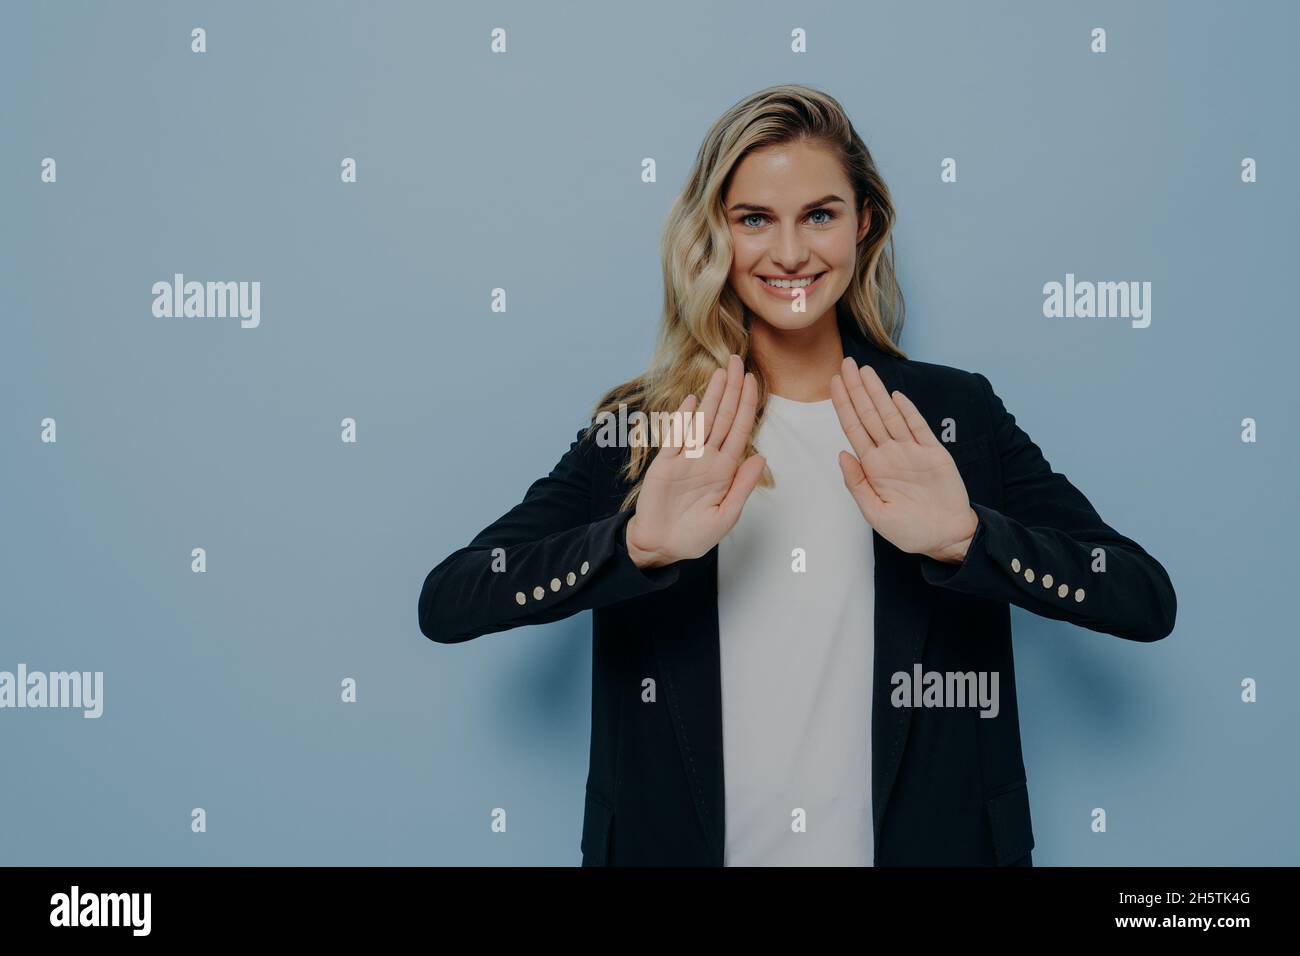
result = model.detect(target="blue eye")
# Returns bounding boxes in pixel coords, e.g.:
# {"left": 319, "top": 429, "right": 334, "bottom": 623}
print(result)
{"left": 738, "top": 209, "right": 836, "bottom": 228}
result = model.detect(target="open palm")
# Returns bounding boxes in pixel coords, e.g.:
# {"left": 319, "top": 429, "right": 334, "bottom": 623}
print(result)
{"left": 626, "top": 355, "right": 768, "bottom": 567}
{"left": 829, "top": 356, "right": 978, "bottom": 560}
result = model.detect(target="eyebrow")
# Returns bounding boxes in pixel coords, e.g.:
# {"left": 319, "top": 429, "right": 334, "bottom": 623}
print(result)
{"left": 727, "top": 194, "right": 847, "bottom": 214}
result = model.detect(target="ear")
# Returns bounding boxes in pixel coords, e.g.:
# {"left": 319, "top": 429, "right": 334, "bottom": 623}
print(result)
{"left": 856, "top": 202, "right": 872, "bottom": 243}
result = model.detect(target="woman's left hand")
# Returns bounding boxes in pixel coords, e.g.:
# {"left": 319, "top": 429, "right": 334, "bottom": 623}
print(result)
{"left": 829, "top": 357, "right": 979, "bottom": 563}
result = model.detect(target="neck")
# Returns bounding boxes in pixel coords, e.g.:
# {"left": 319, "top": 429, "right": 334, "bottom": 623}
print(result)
{"left": 748, "top": 309, "right": 845, "bottom": 402}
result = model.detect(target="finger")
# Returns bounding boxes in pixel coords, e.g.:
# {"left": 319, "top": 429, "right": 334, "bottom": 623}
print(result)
{"left": 838, "top": 450, "right": 883, "bottom": 526}
{"left": 859, "top": 363, "right": 911, "bottom": 443}
{"left": 840, "top": 356, "right": 890, "bottom": 446}
{"left": 718, "top": 453, "right": 767, "bottom": 530}
{"left": 708, "top": 354, "right": 744, "bottom": 450}
{"left": 890, "top": 390, "right": 942, "bottom": 448}
{"left": 678, "top": 393, "right": 706, "bottom": 455}
{"left": 719, "top": 371, "right": 759, "bottom": 460}
{"left": 658, "top": 392, "right": 695, "bottom": 459}
{"left": 694, "top": 366, "right": 727, "bottom": 447}
{"left": 830, "top": 372, "right": 877, "bottom": 463}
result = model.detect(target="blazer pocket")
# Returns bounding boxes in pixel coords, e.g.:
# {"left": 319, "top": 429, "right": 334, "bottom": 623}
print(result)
{"left": 946, "top": 433, "right": 992, "bottom": 468}
{"left": 984, "top": 781, "right": 1035, "bottom": 865}
{"left": 580, "top": 789, "right": 614, "bottom": 866}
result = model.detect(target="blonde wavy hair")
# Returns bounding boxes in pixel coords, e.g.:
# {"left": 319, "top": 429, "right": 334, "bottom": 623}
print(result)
{"left": 585, "top": 83, "right": 908, "bottom": 511}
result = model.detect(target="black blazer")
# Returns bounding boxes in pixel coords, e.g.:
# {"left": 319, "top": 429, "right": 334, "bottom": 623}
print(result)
{"left": 418, "top": 311, "right": 1177, "bottom": 866}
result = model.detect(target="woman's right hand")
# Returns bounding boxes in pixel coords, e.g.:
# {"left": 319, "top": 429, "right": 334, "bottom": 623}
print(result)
{"left": 624, "top": 354, "right": 767, "bottom": 569}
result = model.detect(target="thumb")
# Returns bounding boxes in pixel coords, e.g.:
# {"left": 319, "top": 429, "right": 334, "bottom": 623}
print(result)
{"left": 838, "top": 450, "right": 882, "bottom": 524}
{"left": 718, "top": 454, "right": 767, "bottom": 530}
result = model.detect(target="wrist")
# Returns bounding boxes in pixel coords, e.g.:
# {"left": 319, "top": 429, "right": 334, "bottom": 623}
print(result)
{"left": 928, "top": 506, "right": 979, "bottom": 564}
{"left": 625, "top": 514, "right": 670, "bottom": 570}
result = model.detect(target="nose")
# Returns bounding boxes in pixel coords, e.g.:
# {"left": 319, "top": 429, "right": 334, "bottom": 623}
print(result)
{"left": 768, "top": 220, "right": 810, "bottom": 273}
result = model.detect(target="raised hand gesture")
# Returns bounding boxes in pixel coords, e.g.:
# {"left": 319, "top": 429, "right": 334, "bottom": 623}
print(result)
{"left": 830, "top": 356, "right": 979, "bottom": 563}
{"left": 625, "top": 354, "right": 768, "bottom": 569}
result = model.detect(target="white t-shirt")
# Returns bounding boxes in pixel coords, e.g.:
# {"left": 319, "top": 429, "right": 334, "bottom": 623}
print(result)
{"left": 716, "top": 392, "right": 876, "bottom": 866}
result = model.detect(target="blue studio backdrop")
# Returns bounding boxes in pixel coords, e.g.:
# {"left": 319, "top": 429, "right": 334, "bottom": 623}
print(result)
{"left": 2, "top": 0, "right": 1297, "bottom": 865}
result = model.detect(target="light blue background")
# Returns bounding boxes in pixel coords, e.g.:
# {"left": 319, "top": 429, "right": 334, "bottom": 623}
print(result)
{"left": 2, "top": 0, "right": 1296, "bottom": 865}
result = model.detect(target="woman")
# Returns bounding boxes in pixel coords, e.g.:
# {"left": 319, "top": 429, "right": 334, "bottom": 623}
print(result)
{"left": 418, "top": 84, "right": 1177, "bottom": 867}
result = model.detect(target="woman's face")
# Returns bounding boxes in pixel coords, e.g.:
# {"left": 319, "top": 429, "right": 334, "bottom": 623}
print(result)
{"left": 724, "top": 139, "right": 870, "bottom": 335}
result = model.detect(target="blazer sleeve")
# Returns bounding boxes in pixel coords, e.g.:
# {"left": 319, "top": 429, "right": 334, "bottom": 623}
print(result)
{"left": 918, "top": 371, "right": 1177, "bottom": 642}
{"left": 418, "top": 427, "right": 682, "bottom": 644}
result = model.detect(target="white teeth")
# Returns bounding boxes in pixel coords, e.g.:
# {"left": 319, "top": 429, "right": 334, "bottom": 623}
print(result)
{"left": 762, "top": 274, "right": 820, "bottom": 289}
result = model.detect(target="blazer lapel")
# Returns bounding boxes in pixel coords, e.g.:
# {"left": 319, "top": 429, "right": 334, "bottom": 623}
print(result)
{"left": 835, "top": 314, "right": 935, "bottom": 849}
{"left": 649, "top": 312, "right": 933, "bottom": 864}
{"left": 649, "top": 546, "right": 727, "bottom": 863}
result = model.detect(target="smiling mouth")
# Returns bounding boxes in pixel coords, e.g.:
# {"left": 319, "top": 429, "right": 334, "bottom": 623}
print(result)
{"left": 758, "top": 272, "right": 826, "bottom": 289}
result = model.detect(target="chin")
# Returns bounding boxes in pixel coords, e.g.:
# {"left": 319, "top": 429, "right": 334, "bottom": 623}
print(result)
{"left": 746, "top": 298, "right": 841, "bottom": 333}
{"left": 749, "top": 310, "right": 822, "bottom": 333}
